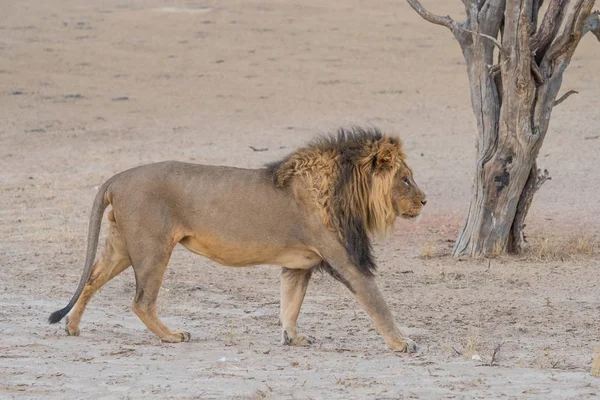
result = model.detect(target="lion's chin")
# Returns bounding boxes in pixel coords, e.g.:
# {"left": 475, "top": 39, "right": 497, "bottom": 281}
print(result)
{"left": 401, "top": 212, "right": 421, "bottom": 221}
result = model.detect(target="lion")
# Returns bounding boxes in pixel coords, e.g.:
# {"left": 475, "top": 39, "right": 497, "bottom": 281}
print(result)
{"left": 48, "top": 126, "right": 427, "bottom": 352}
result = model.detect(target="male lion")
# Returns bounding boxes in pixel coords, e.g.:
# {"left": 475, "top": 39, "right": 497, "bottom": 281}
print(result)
{"left": 49, "top": 127, "right": 427, "bottom": 352}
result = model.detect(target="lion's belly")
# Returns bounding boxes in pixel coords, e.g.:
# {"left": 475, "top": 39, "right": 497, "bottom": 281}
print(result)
{"left": 179, "top": 236, "right": 321, "bottom": 269}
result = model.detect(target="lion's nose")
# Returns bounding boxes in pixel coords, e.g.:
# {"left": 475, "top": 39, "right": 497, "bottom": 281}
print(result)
{"left": 421, "top": 199, "right": 427, "bottom": 206}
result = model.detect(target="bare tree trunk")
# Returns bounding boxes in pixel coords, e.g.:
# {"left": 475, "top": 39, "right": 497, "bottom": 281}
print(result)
{"left": 407, "top": 0, "right": 599, "bottom": 257}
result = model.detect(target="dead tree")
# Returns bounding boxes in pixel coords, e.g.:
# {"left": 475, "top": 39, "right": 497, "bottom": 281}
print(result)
{"left": 407, "top": 0, "right": 600, "bottom": 257}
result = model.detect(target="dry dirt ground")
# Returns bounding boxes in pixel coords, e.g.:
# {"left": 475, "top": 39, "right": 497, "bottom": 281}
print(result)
{"left": 1, "top": 0, "right": 600, "bottom": 399}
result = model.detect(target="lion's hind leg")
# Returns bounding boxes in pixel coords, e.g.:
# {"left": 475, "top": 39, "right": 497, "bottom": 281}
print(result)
{"left": 66, "top": 217, "right": 131, "bottom": 336}
{"left": 129, "top": 240, "right": 190, "bottom": 343}
{"left": 280, "top": 267, "right": 314, "bottom": 346}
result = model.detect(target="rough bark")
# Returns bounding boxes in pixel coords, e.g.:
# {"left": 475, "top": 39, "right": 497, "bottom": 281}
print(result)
{"left": 407, "top": 0, "right": 599, "bottom": 257}
{"left": 508, "top": 163, "right": 551, "bottom": 253}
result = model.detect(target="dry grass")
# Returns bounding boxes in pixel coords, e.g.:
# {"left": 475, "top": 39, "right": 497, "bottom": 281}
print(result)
{"left": 524, "top": 233, "right": 600, "bottom": 261}
{"left": 488, "top": 242, "right": 504, "bottom": 259}
{"left": 464, "top": 328, "right": 481, "bottom": 359}
{"left": 419, "top": 243, "right": 436, "bottom": 259}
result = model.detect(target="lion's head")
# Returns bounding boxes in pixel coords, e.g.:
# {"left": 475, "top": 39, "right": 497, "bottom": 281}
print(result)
{"left": 390, "top": 159, "right": 427, "bottom": 220}
{"left": 266, "top": 126, "right": 426, "bottom": 274}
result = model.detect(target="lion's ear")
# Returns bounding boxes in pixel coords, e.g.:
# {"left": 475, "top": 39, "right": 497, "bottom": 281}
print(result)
{"left": 371, "top": 142, "right": 402, "bottom": 173}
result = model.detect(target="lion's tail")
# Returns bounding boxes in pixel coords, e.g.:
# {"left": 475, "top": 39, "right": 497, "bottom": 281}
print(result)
{"left": 48, "top": 177, "right": 114, "bottom": 324}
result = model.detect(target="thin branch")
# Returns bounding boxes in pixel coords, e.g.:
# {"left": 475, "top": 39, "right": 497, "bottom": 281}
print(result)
{"left": 461, "top": 28, "right": 505, "bottom": 52}
{"left": 554, "top": 90, "right": 579, "bottom": 106}
{"left": 406, "top": 0, "right": 456, "bottom": 30}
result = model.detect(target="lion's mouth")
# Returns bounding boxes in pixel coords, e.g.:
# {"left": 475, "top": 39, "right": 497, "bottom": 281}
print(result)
{"left": 401, "top": 212, "right": 420, "bottom": 220}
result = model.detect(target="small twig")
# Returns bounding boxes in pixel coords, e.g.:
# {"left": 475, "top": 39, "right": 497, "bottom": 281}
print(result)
{"left": 489, "top": 343, "right": 504, "bottom": 367}
{"left": 554, "top": 90, "right": 579, "bottom": 106}
{"left": 249, "top": 146, "right": 269, "bottom": 152}
{"left": 452, "top": 346, "right": 462, "bottom": 356}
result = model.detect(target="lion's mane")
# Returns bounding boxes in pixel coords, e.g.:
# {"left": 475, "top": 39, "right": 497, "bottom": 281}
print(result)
{"left": 266, "top": 127, "right": 406, "bottom": 275}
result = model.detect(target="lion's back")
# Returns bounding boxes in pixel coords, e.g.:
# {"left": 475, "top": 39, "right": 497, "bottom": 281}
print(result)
{"left": 105, "top": 161, "right": 307, "bottom": 242}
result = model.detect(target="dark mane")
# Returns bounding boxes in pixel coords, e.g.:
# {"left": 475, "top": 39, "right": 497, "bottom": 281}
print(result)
{"left": 265, "top": 126, "right": 404, "bottom": 276}
{"left": 265, "top": 126, "right": 385, "bottom": 183}
{"left": 309, "top": 125, "right": 385, "bottom": 152}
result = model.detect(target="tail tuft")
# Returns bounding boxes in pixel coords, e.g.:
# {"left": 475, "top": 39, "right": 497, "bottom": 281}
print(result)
{"left": 48, "top": 307, "right": 70, "bottom": 324}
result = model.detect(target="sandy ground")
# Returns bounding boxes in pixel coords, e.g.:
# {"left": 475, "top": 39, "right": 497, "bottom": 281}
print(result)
{"left": 1, "top": 0, "right": 600, "bottom": 398}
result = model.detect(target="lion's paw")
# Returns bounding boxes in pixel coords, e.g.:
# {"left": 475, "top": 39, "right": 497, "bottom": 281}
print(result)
{"left": 292, "top": 334, "right": 314, "bottom": 346}
{"left": 177, "top": 330, "right": 191, "bottom": 342}
{"left": 65, "top": 316, "right": 80, "bottom": 337}
{"left": 388, "top": 337, "right": 417, "bottom": 353}
{"left": 161, "top": 330, "right": 191, "bottom": 343}
{"left": 282, "top": 330, "right": 314, "bottom": 346}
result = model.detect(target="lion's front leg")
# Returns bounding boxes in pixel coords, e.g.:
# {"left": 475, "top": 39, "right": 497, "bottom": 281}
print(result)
{"left": 351, "top": 275, "right": 417, "bottom": 353}
{"left": 280, "top": 267, "right": 314, "bottom": 346}
{"left": 323, "top": 253, "right": 417, "bottom": 353}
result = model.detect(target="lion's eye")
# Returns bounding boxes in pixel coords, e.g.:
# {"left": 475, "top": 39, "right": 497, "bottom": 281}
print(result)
{"left": 403, "top": 177, "right": 411, "bottom": 186}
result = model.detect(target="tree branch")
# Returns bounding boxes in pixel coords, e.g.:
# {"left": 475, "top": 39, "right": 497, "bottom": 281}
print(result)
{"left": 544, "top": 0, "right": 596, "bottom": 64}
{"left": 531, "top": 0, "right": 545, "bottom": 35}
{"left": 553, "top": 90, "right": 579, "bottom": 106}
{"left": 461, "top": 28, "right": 505, "bottom": 52}
{"left": 531, "top": 0, "right": 569, "bottom": 61}
{"left": 406, "top": 0, "right": 457, "bottom": 30}
{"left": 583, "top": 10, "right": 600, "bottom": 40}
